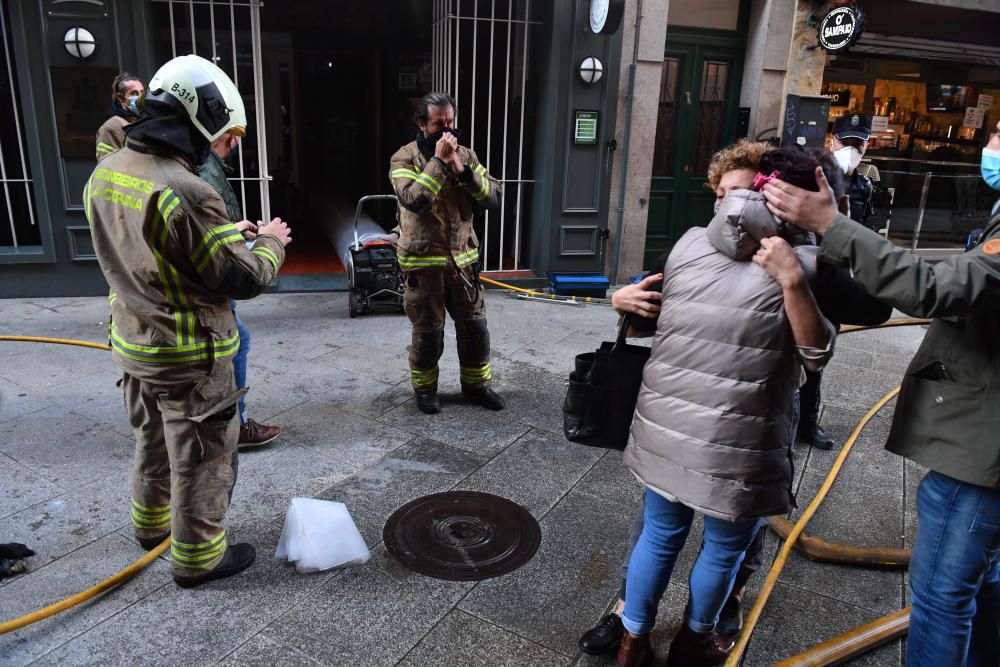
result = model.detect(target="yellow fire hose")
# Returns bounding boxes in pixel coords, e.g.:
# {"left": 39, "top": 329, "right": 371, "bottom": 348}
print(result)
{"left": 767, "top": 516, "right": 910, "bottom": 569}
{"left": 479, "top": 275, "right": 614, "bottom": 305}
{"left": 724, "top": 386, "right": 901, "bottom": 667}
{"left": 0, "top": 317, "right": 931, "bottom": 641}
{"left": 0, "top": 335, "right": 110, "bottom": 351}
{"left": 774, "top": 607, "right": 911, "bottom": 667}
{"left": 0, "top": 538, "right": 170, "bottom": 635}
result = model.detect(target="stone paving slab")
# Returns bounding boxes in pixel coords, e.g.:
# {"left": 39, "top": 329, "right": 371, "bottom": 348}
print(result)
{"left": 398, "top": 609, "right": 568, "bottom": 667}
{"left": 455, "top": 428, "right": 604, "bottom": 518}
{"left": 316, "top": 437, "right": 489, "bottom": 545}
{"left": 740, "top": 582, "right": 901, "bottom": 667}
{"left": 263, "top": 550, "right": 474, "bottom": 667}
{"left": 0, "top": 532, "right": 171, "bottom": 665}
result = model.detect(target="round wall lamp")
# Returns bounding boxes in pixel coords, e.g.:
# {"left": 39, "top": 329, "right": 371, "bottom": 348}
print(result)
{"left": 578, "top": 56, "right": 604, "bottom": 85}
{"left": 64, "top": 26, "right": 96, "bottom": 59}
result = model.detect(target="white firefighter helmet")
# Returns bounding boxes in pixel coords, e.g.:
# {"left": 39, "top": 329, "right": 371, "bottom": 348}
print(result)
{"left": 146, "top": 54, "right": 246, "bottom": 141}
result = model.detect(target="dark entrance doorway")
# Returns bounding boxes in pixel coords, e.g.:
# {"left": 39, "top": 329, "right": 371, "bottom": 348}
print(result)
{"left": 644, "top": 29, "right": 745, "bottom": 267}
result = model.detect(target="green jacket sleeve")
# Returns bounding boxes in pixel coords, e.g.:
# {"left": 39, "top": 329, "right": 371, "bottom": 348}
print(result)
{"left": 820, "top": 213, "right": 1000, "bottom": 318}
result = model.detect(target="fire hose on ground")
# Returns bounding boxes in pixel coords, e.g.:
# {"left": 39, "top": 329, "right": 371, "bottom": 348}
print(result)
{"left": 0, "top": 320, "right": 930, "bottom": 664}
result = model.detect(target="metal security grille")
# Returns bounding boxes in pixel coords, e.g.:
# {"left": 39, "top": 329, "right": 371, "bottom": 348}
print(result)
{"left": 150, "top": 0, "right": 271, "bottom": 223}
{"left": 0, "top": 0, "right": 38, "bottom": 248}
{"left": 432, "top": 0, "right": 538, "bottom": 273}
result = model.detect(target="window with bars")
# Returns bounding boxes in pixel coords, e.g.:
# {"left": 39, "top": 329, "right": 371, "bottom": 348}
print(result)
{"left": 0, "top": 0, "right": 40, "bottom": 248}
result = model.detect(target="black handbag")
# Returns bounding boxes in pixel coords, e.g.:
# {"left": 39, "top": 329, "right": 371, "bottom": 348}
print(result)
{"left": 562, "top": 320, "right": 651, "bottom": 450}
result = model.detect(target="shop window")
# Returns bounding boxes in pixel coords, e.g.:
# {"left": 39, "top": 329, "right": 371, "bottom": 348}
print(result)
{"left": 651, "top": 57, "right": 680, "bottom": 177}
{"left": 0, "top": 0, "right": 40, "bottom": 248}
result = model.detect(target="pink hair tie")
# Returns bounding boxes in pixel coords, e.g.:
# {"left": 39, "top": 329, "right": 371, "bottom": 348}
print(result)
{"left": 751, "top": 170, "right": 780, "bottom": 191}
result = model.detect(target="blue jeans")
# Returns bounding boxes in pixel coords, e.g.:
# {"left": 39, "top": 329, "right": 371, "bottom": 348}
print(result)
{"left": 621, "top": 489, "right": 762, "bottom": 635}
{"left": 908, "top": 470, "right": 1000, "bottom": 667}
{"left": 231, "top": 301, "right": 250, "bottom": 424}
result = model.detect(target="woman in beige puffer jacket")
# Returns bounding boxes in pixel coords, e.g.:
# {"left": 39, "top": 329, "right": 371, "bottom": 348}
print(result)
{"left": 617, "top": 148, "right": 841, "bottom": 667}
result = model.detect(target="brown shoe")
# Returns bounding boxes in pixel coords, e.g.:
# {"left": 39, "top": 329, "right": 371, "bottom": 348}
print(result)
{"left": 616, "top": 631, "right": 654, "bottom": 667}
{"left": 667, "top": 624, "right": 729, "bottom": 667}
{"left": 238, "top": 419, "right": 280, "bottom": 450}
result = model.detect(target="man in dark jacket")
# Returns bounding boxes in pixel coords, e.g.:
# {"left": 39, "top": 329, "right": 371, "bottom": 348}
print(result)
{"left": 763, "top": 164, "right": 1000, "bottom": 667}
{"left": 196, "top": 134, "right": 283, "bottom": 450}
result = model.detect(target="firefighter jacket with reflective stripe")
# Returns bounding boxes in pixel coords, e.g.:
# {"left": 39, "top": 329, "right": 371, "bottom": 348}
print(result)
{"left": 96, "top": 115, "right": 132, "bottom": 161}
{"left": 389, "top": 141, "right": 502, "bottom": 271}
{"left": 86, "top": 140, "right": 285, "bottom": 370}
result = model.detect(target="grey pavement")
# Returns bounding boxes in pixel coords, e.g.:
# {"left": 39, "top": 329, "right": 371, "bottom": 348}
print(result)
{"left": 0, "top": 291, "right": 925, "bottom": 666}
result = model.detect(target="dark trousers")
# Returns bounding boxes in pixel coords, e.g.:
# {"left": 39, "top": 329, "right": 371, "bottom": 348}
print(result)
{"left": 798, "top": 368, "right": 822, "bottom": 431}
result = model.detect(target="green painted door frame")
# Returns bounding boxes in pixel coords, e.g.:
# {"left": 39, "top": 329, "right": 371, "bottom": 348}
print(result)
{"left": 644, "top": 27, "right": 746, "bottom": 268}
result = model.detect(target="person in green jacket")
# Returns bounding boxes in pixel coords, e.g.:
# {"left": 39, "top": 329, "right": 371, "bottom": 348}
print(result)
{"left": 197, "top": 134, "right": 283, "bottom": 450}
{"left": 760, "top": 150, "right": 1000, "bottom": 667}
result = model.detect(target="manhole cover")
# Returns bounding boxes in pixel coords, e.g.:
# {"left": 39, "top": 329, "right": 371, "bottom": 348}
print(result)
{"left": 383, "top": 491, "right": 541, "bottom": 581}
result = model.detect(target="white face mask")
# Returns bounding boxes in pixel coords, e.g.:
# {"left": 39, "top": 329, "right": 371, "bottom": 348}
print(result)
{"left": 833, "top": 146, "right": 862, "bottom": 175}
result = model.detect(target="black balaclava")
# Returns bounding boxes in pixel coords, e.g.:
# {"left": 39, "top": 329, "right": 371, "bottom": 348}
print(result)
{"left": 416, "top": 127, "right": 463, "bottom": 159}
{"left": 123, "top": 99, "right": 212, "bottom": 167}
{"left": 108, "top": 99, "right": 139, "bottom": 121}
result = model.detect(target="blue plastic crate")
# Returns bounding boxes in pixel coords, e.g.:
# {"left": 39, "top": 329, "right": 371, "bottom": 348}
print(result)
{"left": 547, "top": 272, "right": 610, "bottom": 298}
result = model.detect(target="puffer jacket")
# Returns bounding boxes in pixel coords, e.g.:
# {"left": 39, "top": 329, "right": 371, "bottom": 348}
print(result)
{"left": 388, "top": 141, "right": 501, "bottom": 271}
{"left": 623, "top": 190, "right": 836, "bottom": 521}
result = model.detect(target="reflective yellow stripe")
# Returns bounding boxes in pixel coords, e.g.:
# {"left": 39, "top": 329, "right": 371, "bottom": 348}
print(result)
{"left": 108, "top": 291, "right": 118, "bottom": 307}
{"left": 192, "top": 223, "right": 242, "bottom": 272}
{"left": 475, "top": 175, "right": 490, "bottom": 201}
{"left": 171, "top": 532, "right": 228, "bottom": 569}
{"left": 391, "top": 168, "right": 419, "bottom": 181}
{"left": 110, "top": 324, "right": 240, "bottom": 364}
{"left": 414, "top": 172, "right": 441, "bottom": 195}
{"left": 411, "top": 367, "right": 439, "bottom": 389}
{"left": 172, "top": 531, "right": 227, "bottom": 554}
{"left": 454, "top": 249, "right": 479, "bottom": 267}
{"left": 474, "top": 163, "right": 487, "bottom": 176}
{"left": 398, "top": 254, "right": 450, "bottom": 269}
{"left": 130, "top": 499, "right": 170, "bottom": 529}
{"left": 252, "top": 245, "right": 279, "bottom": 270}
{"left": 460, "top": 363, "right": 493, "bottom": 384}
{"left": 83, "top": 174, "right": 95, "bottom": 223}
{"left": 147, "top": 188, "right": 194, "bottom": 347}
{"left": 96, "top": 143, "right": 117, "bottom": 157}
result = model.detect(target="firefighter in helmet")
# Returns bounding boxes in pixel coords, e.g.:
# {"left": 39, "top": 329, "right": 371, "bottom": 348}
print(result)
{"left": 85, "top": 54, "right": 291, "bottom": 587}
{"left": 389, "top": 92, "right": 504, "bottom": 414}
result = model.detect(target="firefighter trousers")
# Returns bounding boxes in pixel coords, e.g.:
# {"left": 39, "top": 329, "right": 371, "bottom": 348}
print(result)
{"left": 123, "top": 363, "right": 240, "bottom": 576}
{"left": 403, "top": 267, "right": 492, "bottom": 392}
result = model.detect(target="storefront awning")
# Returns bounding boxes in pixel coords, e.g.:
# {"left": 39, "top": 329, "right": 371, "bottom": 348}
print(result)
{"left": 909, "top": 0, "right": 1000, "bottom": 13}
{"left": 853, "top": 32, "right": 1000, "bottom": 67}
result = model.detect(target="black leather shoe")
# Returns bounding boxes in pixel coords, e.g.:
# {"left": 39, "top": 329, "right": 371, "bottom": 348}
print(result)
{"left": 579, "top": 612, "right": 625, "bottom": 656}
{"left": 462, "top": 386, "right": 505, "bottom": 411}
{"left": 415, "top": 390, "right": 440, "bottom": 414}
{"left": 173, "top": 543, "right": 256, "bottom": 588}
{"left": 798, "top": 423, "right": 835, "bottom": 450}
{"left": 137, "top": 533, "right": 170, "bottom": 551}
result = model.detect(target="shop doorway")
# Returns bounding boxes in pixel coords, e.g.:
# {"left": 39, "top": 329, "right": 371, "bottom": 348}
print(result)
{"left": 644, "top": 30, "right": 745, "bottom": 267}
{"left": 148, "top": 0, "right": 433, "bottom": 278}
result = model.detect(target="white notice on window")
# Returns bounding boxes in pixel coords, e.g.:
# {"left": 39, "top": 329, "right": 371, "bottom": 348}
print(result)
{"left": 870, "top": 116, "right": 889, "bottom": 133}
{"left": 977, "top": 94, "right": 993, "bottom": 111}
{"left": 963, "top": 107, "right": 985, "bottom": 129}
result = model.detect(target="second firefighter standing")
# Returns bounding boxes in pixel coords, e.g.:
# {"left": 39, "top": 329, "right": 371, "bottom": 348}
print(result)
{"left": 389, "top": 92, "right": 504, "bottom": 414}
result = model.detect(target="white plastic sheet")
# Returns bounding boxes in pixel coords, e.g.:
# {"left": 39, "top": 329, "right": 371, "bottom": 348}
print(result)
{"left": 275, "top": 497, "right": 371, "bottom": 573}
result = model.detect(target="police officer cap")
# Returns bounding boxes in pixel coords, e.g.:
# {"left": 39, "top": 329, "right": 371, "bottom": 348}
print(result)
{"left": 832, "top": 113, "right": 871, "bottom": 140}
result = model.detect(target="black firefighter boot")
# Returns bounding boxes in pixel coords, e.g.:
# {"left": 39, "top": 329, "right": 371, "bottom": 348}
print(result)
{"left": 173, "top": 543, "right": 257, "bottom": 588}
{"left": 796, "top": 368, "right": 834, "bottom": 450}
{"left": 462, "top": 385, "right": 505, "bottom": 411}
{"left": 415, "top": 389, "right": 441, "bottom": 414}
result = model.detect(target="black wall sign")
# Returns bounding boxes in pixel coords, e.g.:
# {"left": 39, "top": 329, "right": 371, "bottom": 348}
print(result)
{"left": 818, "top": 5, "right": 864, "bottom": 53}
